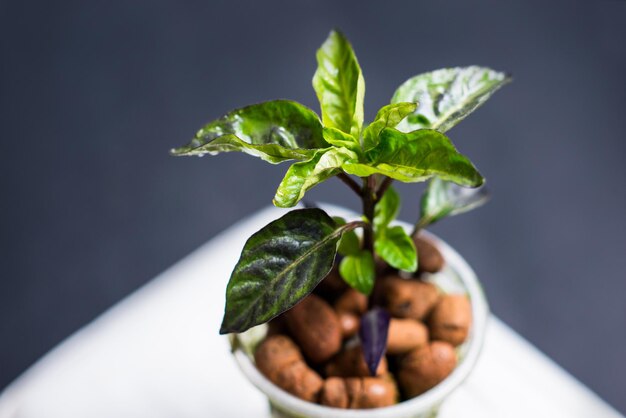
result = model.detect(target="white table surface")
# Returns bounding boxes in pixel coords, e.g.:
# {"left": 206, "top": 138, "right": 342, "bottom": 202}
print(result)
{"left": 0, "top": 206, "right": 622, "bottom": 418}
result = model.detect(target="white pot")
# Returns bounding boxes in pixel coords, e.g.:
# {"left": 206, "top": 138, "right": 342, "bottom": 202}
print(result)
{"left": 230, "top": 212, "right": 489, "bottom": 418}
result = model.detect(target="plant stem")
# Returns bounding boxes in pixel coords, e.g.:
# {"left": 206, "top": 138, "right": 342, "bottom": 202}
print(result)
{"left": 337, "top": 173, "right": 362, "bottom": 197}
{"left": 410, "top": 217, "right": 430, "bottom": 240}
{"left": 362, "top": 176, "right": 376, "bottom": 254}
{"left": 375, "top": 177, "right": 394, "bottom": 202}
{"left": 342, "top": 220, "right": 368, "bottom": 233}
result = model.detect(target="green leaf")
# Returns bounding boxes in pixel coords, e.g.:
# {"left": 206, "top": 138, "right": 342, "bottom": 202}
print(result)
{"left": 313, "top": 30, "right": 365, "bottom": 137}
{"left": 342, "top": 128, "right": 484, "bottom": 186}
{"left": 323, "top": 127, "right": 361, "bottom": 153}
{"left": 374, "top": 226, "right": 417, "bottom": 272}
{"left": 373, "top": 186, "right": 400, "bottom": 229}
{"left": 362, "top": 102, "right": 417, "bottom": 151}
{"left": 273, "top": 147, "right": 358, "bottom": 208}
{"left": 333, "top": 217, "right": 361, "bottom": 256}
{"left": 339, "top": 250, "right": 375, "bottom": 295}
{"left": 420, "top": 177, "right": 490, "bottom": 226}
{"left": 392, "top": 66, "right": 511, "bottom": 133}
{"left": 172, "top": 100, "right": 327, "bottom": 164}
{"left": 220, "top": 208, "right": 355, "bottom": 334}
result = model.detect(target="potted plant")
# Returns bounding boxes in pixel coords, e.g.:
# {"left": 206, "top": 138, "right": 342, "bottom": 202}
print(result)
{"left": 172, "top": 30, "right": 509, "bottom": 417}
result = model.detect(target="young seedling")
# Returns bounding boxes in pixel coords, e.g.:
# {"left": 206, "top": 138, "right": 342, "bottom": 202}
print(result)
{"left": 173, "top": 30, "right": 509, "bottom": 380}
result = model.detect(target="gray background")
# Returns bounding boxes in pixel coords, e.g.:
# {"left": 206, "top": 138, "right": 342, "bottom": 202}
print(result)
{"left": 1, "top": 0, "right": 625, "bottom": 413}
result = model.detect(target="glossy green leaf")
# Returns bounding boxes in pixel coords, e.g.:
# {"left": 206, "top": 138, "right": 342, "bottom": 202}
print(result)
{"left": 392, "top": 66, "right": 510, "bottom": 133}
{"left": 333, "top": 217, "right": 361, "bottom": 256}
{"left": 339, "top": 250, "right": 375, "bottom": 295}
{"left": 323, "top": 127, "right": 361, "bottom": 153}
{"left": 220, "top": 208, "right": 356, "bottom": 334}
{"left": 362, "top": 102, "right": 417, "bottom": 151}
{"left": 374, "top": 226, "right": 417, "bottom": 272}
{"left": 373, "top": 186, "right": 400, "bottom": 229}
{"left": 338, "top": 231, "right": 361, "bottom": 256}
{"left": 273, "top": 147, "right": 358, "bottom": 208}
{"left": 172, "top": 100, "right": 326, "bottom": 164}
{"left": 313, "top": 30, "right": 365, "bottom": 137}
{"left": 420, "top": 177, "right": 490, "bottom": 226}
{"left": 342, "top": 128, "right": 484, "bottom": 186}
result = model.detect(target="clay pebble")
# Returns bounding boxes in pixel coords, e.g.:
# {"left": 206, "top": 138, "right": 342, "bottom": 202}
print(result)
{"left": 284, "top": 294, "right": 342, "bottom": 364}
{"left": 398, "top": 341, "right": 457, "bottom": 398}
{"left": 325, "top": 345, "right": 388, "bottom": 378}
{"left": 334, "top": 288, "right": 368, "bottom": 315}
{"left": 429, "top": 294, "right": 472, "bottom": 346}
{"left": 337, "top": 311, "right": 360, "bottom": 339}
{"left": 254, "top": 335, "right": 323, "bottom": 402}
{"left": 386, "top": 318, "right": 429, "bottom": 355}
{"left": 414, "top": 236, "right": 445, "bottom": 273}
{"left": 382, "top": 276, "right": 440, "bottom": 320}
{"left": 321, "top": 377, "right": 397, "bottom": 409}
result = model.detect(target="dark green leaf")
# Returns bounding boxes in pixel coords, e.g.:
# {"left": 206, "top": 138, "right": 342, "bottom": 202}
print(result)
{"left": 273, "top": 147, "right": 357, "bottom": 208}
{"left": 392, "top": 66, "right": 511, "bottom": 133}
{"left": 313, "top": 30, "right": 365, "bottom": 137}
{"left": 373, "top": 186, "right": 400, "bottom": 229}
{"left": 333, "top": 217, "right": 361, "bottom": 256}
{"left": 420, "top": 177, "right": 490, "bottom": 226}
{"left": 342, "top": 128, "right": 484, "bottom": 186}
{"left": 220, "top": 208, "right": 354, "bottom": 334}
{"left": 362, "top": 102, "right": 417, "bottom": 151}
{"left": 339, "top": 250, "right": 375, "bottom": 295}
{"left": 375, "top": 225, "right": 417, "bottom": 272}
{"left": 172, "top": 100, "right": 326, "bottom": 164}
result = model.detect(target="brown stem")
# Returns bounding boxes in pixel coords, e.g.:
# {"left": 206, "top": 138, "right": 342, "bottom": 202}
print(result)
{"left": 362, "top": 176, "right": 376, "bottom": 254}
{"left": 337, "top": 173, "right": 362, "bottom": 197}
{"left": 342, "top": 220, "right": 368, "bottom": 233}
{"left": 375, "top": 177, "right": 394, "bottom": 202}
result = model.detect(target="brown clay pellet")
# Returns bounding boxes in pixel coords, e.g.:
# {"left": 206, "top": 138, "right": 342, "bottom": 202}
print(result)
{"left": 414, "top": 236, "right": 445, "bottom": 273}
{"left": 320, "top": 377, "right": 349, "bottom": 408}
{"left": 334, "top": 288, "right": 368, "bottom": 315}
{"left": 337, "top": 311, "right": 360, "bottom": 339}
{"left": 254, "top": 335, "right": 323, "bottom": 402}
{"left": 274, "top": 361, "right": 323, "bottom": 402}
{"left": 386, "top": 318, "right": 429, "bottom": 355}
{"left": 382, "top": 276, "right": 440, "bottom": 320}
{"left": 284, "top": 294, "right": 342, "bottom": 363}
{"left": 254, "top": 335, "right": 302, "bottom": 381}
{"left": 325, "top": 345, "right": 388, "bottom": 378}
{"left": 429, "top": 294, "right": 472, "bottom": 346}
{"left": 398, "top": 341, "right": 457, "bottom": 398}
{"left": 345, "top": 377, "right": 397, "bottom": 408}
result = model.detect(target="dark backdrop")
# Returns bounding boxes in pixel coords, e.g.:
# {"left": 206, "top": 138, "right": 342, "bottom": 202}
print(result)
{"left": 1, "top": 0, "right": 625, "bottom": 412}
